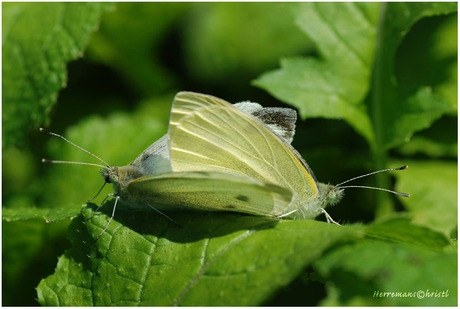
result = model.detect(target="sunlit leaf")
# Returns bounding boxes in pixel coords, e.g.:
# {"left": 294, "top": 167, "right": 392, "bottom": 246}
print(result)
{"left": 2, "top": 2, "right": 112, "bottom": 148}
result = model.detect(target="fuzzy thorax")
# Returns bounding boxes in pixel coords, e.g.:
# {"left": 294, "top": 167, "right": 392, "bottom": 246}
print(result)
{"left": 290, "top": 183, "right": 344, "bottom": 220}
{"left": 100, "top": 165, "right": 143, "bottom": 198}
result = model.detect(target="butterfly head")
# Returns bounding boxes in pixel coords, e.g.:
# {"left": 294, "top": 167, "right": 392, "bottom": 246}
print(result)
{"left": 101, "top": 166, "right": 119, "bottom": 184}
{"left": 318, "top": 183, "right": 344, "bottom": 207}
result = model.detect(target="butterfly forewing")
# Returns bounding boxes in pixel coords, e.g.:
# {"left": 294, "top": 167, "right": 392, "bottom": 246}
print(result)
{"left": 169, "top": 92, "right": 318, "bottom": 215}
{"left": 127, "top": 171, "right": 293, "bottom": 216}
{"left": 170, "top": 92, "right": 229, "bottom": 126}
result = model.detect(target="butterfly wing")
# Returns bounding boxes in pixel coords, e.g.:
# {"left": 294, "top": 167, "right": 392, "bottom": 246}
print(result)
{"left": 129, "top": 134, "right": 172, "bottom": 175}
{"left": 234, "top": 101, "right": 297, "bottom": 144}
{"left": 169, "top": 92, "right": 318, "bottom": 214}
{"left": 127, "top": 171, "right": 293, "bottom": 216}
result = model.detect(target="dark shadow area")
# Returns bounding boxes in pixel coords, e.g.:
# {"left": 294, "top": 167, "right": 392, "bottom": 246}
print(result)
{"left": 2, "top": 221, "right": 71, "bottom": 306}
{"left": 83, "top": 201, "right": 280, "bottom": 244}
{"left": 264, "top": 267, "right": 327, "bottom": 306}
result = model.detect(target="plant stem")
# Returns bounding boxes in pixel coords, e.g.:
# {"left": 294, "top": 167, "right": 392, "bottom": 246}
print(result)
{"left": 370, "top": 3, "right": 392, "bottom": 217}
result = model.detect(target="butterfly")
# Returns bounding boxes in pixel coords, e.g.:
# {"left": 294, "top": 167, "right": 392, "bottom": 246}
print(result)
{"left": 42, "top": 92, "right": 408, "bottom": 237}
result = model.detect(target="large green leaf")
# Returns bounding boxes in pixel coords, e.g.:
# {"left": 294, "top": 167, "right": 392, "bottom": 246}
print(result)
{"left": 254, "top": 2, "right": 380, "bottom": 144}
{"left": 37, "top": 206, "right": 365, "bottom": 306}
{"left": 314, "top": 240, "right": 457, "bottom": 306}
{"left": 254, "top": 3, "right": 456, "bottom": 150}
{"left": 2, "top": 2, "right": 112, "bottom": 148}
{"left": 254, "top": 2, "right": 456, "bottom": 217}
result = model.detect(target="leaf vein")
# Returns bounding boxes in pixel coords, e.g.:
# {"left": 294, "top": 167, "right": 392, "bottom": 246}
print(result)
{"left": 138, "top": 237, "right": 159, "bottom": 303}
{"left": 173, "top": 229, "right": 258, "bottom": 306}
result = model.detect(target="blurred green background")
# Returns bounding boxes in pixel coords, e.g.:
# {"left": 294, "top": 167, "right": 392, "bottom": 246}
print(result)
{"left": 2, "top": 2, "right": 457, "bottom": 306}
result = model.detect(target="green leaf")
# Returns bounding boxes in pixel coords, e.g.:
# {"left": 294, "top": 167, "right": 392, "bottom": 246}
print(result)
{"left": 365, "top": 2, "right": 457, "bottom": 151}
{"left": 37, "top": 206, "right": 365, "bottom": 306}
{"left": 254, "top": 2, "right": 380, "bottom": 144}
{"left": 314, "top": 240, "right": 457, "bottom": 306}
{"left": 395, "top": 12, "right": 457, "bottom": 111}
{"left": 366, "top": 217, "right": 450, "bottom": 251}
{"left": 254, "top": 3, "right": 457, "bottom": 150}
{"left": 393, "top": 160, "right": 457, "bottom": 237}
{"left": 2, "top": 205, "right": 81, "bottom": 223}
{"left": 383, "top": 87, "right": 452, "bottom": 149}
{"left": 254, "top": 2, "right": 457, "bottom": 217}
{"left": 2, "top": 2, "right": 112, "bottom": 148}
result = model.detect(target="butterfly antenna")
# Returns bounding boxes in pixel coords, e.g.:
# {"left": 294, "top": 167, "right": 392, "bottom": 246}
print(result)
{"left": 336, "top": 165, "right": 408, "bottom": 187}
{"left": 40, "top": 128, "right": 110, "bottom": 167}
{"left": 339, "top": 185, "right": 409, "bottom": 197}
{"left": 41, "top": 158, "right": 106, "bottom": 168}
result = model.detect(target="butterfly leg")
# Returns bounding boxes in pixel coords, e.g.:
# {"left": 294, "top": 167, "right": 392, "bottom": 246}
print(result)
{"left": 145, "top": 203, "right": 183, "bottom": 228}
{"left": 86, "top": 193, "right": 116, "bottom": 221}
{"left": 96, "top": 195, "right": 120, "bottom": 239}
{"left": 87, "top": 181, "right": 106, "bottom": 202}
{"left": 321, "top": 208, "right": 340, "bottom": 225}
{"left": 276, "top": 209, "right": 298, "bottom": 218}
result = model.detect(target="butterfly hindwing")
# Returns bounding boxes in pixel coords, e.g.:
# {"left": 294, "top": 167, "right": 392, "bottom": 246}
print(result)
{"left": 127, "top": 171, "right": 293, "bottom": 216}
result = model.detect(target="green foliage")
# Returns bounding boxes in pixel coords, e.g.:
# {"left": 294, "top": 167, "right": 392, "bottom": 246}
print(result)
{"left": 2, "top": 2, "right": 112, "bottom": 148}
{"left": 2, "top": 220, "right": 70, "bottom": 305}
{"left": 86, "top": 3, "right": 187, "bottom": 96}
{"left": 37, "top": 208, "right": 364, "bottom": 306}
{"left": 254, "top": 2, "right": 456, "bottom": 150}
{"left": 2, "top": 2, "right": 457, "bottom": 306}
{"left": 254, "top": 2, "right": 457, "bottom": 216}
{"left": 315, "top": 240, "right": 456, "bottom": 306}
{"left": 183, "top": 3, "right": 312, "bottom": 86}
{"left": 254, "top": 2, "right": 380, "bottom": 144}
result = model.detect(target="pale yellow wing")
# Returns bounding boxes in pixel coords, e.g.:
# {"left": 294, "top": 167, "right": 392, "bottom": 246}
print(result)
{"left": 127, "top": 171, "right": 293, "bottom": 216}
{"left": 170, "top": 92, "right": 230, "bottom": 126}
{"left": 169, "top": 92, "right": 318, "bottom": 214}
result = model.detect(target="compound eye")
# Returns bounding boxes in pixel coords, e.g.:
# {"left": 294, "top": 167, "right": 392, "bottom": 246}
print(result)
{"left": 104, "top": 176, "right": 111, "bottom": 183}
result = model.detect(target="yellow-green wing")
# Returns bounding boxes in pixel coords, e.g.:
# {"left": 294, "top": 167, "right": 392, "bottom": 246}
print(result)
{"left": 170, "top": 92, "right": 230, "bottom": 127}
{"left": 169, "top": 92, "right": 318, "bottom": 213}
{"left": 127, "top": 171, "right": 293, "bottom": 216}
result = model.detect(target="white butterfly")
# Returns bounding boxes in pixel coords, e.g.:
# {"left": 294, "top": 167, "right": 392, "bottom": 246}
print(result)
{"left": 42, "top": 92, "right": 408, "bottom": 237}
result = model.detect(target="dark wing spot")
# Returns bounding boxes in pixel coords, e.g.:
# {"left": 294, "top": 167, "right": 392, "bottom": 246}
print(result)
{"left": 236, "top": 195, "right": 249, "bottom": 202}
{"left": 225, "top": 205, "right": 236, "bottom": 209}
{"left": 141, "top": 154, "right": 150, "bottom": 162}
